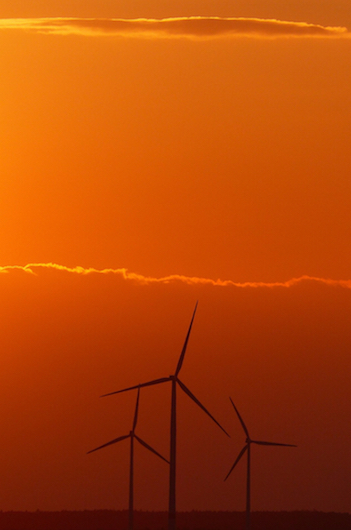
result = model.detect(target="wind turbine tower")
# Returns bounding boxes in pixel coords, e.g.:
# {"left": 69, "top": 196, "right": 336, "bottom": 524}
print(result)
{"left": 225, "top": 398, "right": 296, "bottom": 530}
{"left": 88, "top": 386, "right": 169, "bottom": 530}
{"left": 102, "top": 303, "right": 229, "bottom": 530}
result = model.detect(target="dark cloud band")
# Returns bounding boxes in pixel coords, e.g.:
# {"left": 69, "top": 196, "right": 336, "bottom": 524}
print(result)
{"left": 0, "top": 16, "right": 348, "bottom": 39}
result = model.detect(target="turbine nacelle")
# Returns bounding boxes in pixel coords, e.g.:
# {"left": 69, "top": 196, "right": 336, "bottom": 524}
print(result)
{"left": 88, "top": 387, "right": 169, "bottom": 463}
{"left": 101, "top": 304, "right": 229, "bottom": 438}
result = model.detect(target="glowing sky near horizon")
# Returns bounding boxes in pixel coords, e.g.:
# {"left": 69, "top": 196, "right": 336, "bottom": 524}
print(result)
{"left": 1, "top": 0, "right": 351, "bottom": 516}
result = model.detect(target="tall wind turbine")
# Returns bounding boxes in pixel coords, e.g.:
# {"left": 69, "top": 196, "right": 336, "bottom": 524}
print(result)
{"left": 102, "top": 303, "right": 229, "bottom": 530}
{"left": 88, "top": 387, "right": 169, "bottom": 530}
{"left": 225, "top": 398, "right": 296, "bottom": 530}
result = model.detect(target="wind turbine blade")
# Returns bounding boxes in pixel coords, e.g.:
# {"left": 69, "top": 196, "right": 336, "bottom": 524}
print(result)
{"left": 175, "top": 302, "right": 198, "bottom": 376}
{"left": 87, "top": 434, "right": 130, "bottom": 454}
{"left": 132, "top": 387, "right": 140, "bottom": 431}
{"left": 224, "top": 445, "right": 248, "bottom": 481}
{"left": 229, "top": 397, "right": 249, "bottom": 438}
{"left": 252, "top": 440, "right": 297, "bottom": 447}
{"left": 134, "top": 435, "right": 170, "bottom": 464}
{"left": 101, "top": 377, "right": 170, "bottom": 397}
{"left": 177, "top": 378, "right": 230, "bottom": 437}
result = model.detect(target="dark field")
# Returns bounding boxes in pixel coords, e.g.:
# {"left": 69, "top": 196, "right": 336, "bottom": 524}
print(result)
{"left": 0, "top": 511, "right": 350, "bottom": 530}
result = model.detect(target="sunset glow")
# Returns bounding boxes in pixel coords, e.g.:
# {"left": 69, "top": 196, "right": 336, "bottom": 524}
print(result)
{"left": 1, "top": 0, "right": 351, "bottom": 520}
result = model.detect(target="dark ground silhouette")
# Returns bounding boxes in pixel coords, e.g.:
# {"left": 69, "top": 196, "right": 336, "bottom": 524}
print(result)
{"left": 0, "top": 510, "right": 350, "bottom": 530}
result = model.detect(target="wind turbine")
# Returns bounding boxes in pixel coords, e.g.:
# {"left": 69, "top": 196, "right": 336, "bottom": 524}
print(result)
{"left": 101, "top": 303, "right": 229, "bottom": 530}
{"left": 88, "top": 386, "right": 169, "bottom": 530}
{"left": 225, "top": 398, "right": 296, "bottom": 530}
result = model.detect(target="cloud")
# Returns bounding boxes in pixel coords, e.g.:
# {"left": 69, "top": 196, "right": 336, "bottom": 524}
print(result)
{"left": 1, "top": 262, "right": 351, "bottom": 289}
{"left": 0, "top": 16, "right": 348, "bottom": 39}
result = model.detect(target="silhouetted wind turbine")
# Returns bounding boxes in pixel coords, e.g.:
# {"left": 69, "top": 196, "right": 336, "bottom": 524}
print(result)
{"left": 101, "top": 303, "right": 229, "bottom": 530}
{"left": 88, "top": 387, "right": 169, "bottom": 530}
{"left": 225, "top": 398, "right": 296, "bottom": 530}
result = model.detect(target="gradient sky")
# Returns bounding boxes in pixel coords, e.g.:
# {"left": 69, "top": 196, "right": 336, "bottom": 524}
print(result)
{"left": 1, "top": 0, "right": 351, "bottom": 515}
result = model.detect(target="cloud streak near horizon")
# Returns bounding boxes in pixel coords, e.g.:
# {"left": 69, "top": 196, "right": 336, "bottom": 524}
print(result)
{"left": 1, "top": 262, "right": 351, "bottom": 289}
{"left": 0, "top": 16, "right": 348, "bottom": 39}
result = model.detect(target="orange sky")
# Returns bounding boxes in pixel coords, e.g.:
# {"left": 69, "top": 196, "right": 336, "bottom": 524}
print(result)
{"left": 0, "top": 0, "right": 351, "bottom": 516}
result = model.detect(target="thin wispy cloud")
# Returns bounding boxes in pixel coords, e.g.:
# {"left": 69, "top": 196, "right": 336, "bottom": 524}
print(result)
{"left": 0, "top": 16, "right": 348, "bottom": 39}
{"left": 1, "top": 262, "right": 351, "bottom": 289}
